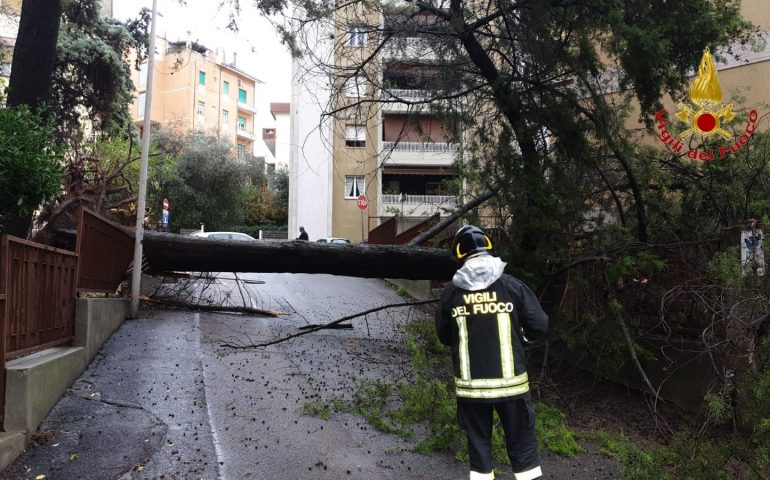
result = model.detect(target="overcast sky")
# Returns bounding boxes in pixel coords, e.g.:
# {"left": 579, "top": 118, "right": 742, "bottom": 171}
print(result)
{"left": 113, "top": 0, "right": 294, "bottom": 158}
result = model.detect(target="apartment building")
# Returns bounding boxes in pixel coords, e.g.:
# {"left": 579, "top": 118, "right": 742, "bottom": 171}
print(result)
{"left": 290, "top": 2, "right": 459, "bottom": 243}
{"left": 130, "top": 38, "right": 260, "bottom": 161}
{"left": 263, "top": 102, "right": 290, "bottom": 175}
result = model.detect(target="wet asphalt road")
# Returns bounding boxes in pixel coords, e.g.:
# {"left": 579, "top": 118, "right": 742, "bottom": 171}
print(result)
{"left": 2, "top": 273, "right": 619, "bottom": 480}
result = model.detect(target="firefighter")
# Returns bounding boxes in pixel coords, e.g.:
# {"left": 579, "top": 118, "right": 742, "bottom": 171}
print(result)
{"left": 435, "top": 225, "right": 549, "bottom": 480}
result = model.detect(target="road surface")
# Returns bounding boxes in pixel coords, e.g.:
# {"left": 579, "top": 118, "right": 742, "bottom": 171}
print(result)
{"left": 2, "top": 273, "right": 619, "bottom": 479}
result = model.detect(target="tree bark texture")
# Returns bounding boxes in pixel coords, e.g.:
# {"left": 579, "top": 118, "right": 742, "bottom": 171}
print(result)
{"left": 7, "top": 0, "right": 62, "bottom": 111}
{"left": 137, "top": 231, "right": 458, "bottom": 280}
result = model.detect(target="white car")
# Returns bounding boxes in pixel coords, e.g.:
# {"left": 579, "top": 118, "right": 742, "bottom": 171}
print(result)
{"left": 316, "top": 237, "right": 351, "bottom": 244}
{"left": 190, "top": 231, "right": 257, "bottom": 242}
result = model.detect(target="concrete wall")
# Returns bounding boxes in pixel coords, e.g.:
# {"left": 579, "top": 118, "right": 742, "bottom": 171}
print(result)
{"left": 383, "top": 114, "right": 450, "bottom": 142}
{"left": 75, "top": 297, "right": 129, "bottom": 365}
{"left": 4, "top": 347, "right": 86, "bottom": 435}
{"left": 3, "top": 298, "right": 128, "bottom": 449}
{"left": 385, "top": 278, "right": 441, "bottom": 302}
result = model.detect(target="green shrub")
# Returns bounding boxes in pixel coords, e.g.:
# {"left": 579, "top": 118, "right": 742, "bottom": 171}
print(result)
{"left": 0, "top": 106, "right": 62, "bottom": 230}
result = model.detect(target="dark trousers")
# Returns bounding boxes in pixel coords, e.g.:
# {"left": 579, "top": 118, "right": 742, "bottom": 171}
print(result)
{"left": 456, "top": 395, "right": 540, "bottom": 475}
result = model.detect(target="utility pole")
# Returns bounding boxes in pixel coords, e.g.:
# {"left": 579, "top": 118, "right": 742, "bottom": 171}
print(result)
{"left": 129, "top": 0, "right": 158, "bottom": 318}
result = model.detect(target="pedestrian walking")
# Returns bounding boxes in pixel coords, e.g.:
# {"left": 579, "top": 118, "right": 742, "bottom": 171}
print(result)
{"left": 436, "top": 225, "right": 549, "bottom": 480}
{"left": 297, "top": 226, "right": 309, "bottom": 241}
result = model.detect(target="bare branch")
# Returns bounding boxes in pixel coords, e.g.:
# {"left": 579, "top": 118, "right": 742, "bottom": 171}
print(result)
{"left": 220, "top": 299, "right": 439, "bottom": 349}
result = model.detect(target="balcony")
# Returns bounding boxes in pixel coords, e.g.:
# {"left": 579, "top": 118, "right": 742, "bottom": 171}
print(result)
{"left": 383, "top": 37, "right": 437, "bottom": 61}
{"left": 381, "top": 193, "right": 457, "bottom": 217}
{"left": 236, "top": 126, "right": 257, "bottom": 141}
{"left": 237, "top": 101, "right": 257, "bottom": 114}
{"left": 380, "top": 89, "right": 431, "bottom": 113}
{"left": 381, "top": 141, "right": 459, "bottom": 166}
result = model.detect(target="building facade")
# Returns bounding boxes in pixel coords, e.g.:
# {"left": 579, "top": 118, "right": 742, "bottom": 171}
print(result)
{"left": 289, "top": 2, "right": 460, "bottom": 243}
{"left": 129, "top": 38, "right": 260, "bottom": 160}
{"left": 263, "top": 102, "right": 291, "bottom": 175}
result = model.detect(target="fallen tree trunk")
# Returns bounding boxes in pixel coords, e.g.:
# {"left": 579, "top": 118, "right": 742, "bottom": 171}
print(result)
{"left": 114, "top": 230, "right": 457, "bottom": 280}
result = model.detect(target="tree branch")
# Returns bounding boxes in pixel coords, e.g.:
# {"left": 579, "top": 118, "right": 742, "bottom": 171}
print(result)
{"left": 407, "top": 187, "right": 500, "bottom": 246}
{"left": 220, "top": 299, "right": 439, "bottom": 349}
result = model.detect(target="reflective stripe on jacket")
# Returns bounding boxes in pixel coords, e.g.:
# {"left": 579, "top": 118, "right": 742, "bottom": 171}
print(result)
{"left": 436, "top": 274, "right": 549, "bottom": 403}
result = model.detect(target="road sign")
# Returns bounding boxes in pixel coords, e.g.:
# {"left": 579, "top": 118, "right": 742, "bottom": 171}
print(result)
{"left": 162, "top": 210, "right": 169, "bottom": 226}
{"left": 357, "top": 194, "right": 368, "bottom": 211}
{"left": 163, "top": 198, "right": 169, "bottom": 210}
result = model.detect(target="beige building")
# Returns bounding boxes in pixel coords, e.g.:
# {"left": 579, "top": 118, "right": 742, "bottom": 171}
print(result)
{"left": 290, "top": 3, "right": 459, "bottom": 242}
{"left": 130, "top": 38, "right": 260, "bottom": 160}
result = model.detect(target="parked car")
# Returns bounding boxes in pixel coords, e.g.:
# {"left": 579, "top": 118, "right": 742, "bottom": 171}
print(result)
{"left": 316, "top": 237, "right": 351, "bottom": 244}
{"left": 190, "top": 231, "right": 257, "bottom": 242}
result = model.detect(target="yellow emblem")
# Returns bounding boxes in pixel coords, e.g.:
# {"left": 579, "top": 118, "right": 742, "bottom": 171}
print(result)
{"left": 675, "top": 48, "right": 735, "bottom": 139}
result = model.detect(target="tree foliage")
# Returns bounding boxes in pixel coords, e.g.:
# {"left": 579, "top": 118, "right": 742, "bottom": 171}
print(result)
{"left": 52, "top": 0, "right": 149, "bottom": 143}
{"left": 149, "top": 129, "right": 250, "bottom": 231}
{"left": 3, "top": 0, "right": 148, "bottom": 236}
{"left": 223, "top": 0, "right": 770, "bottom": 474}
{"left": 0, "top": 106, "right": 63, "bottom": 231}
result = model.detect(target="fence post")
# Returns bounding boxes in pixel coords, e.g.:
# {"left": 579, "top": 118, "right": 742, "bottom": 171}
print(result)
{"left": 0, "top": 235, "right": 7, "bottom": 427}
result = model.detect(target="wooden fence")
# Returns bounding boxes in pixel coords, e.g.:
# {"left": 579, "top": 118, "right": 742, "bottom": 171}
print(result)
{"left": 0, "top": 208, "right": 133, "bottom": 427}
{"left": 2, "top": 236, "right": 79, "bottom": 359}
{"left": 76, "top": 209, "right": 134, "bottom": 293}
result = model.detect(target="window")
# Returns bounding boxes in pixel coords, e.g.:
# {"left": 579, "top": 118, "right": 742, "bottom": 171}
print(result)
{"left": 345, "top": 76, "right": 365, "bottom": 97}
{"left": 139, "top": 63, "right": 148, "bottom": 88}
{"left": 345, "top": 125, "right": 366, "bottom": 148}
{"left": 238, "top": 88, "right": 247, "bottom": 103}
{"left": 197, "top": 100, "right": 205, "bottom": 116}
{"left": 345, "top": 176, "right": 365, "bottom": 198}
{"left": 222, "top": 109, "right": 229, "bottom": 126}
{"left": 237, "top": 116, "right": 246, "bottom": 131}
{"left": 138, "top": 92, "right": 146, "bottom": 117}
{"left": 198, "top": 71, "right": 206, "bottom": 86}
{"left": 348, "top": 26, "right": 367, "bottom": 47}
{"left": 237, "top": 144, "right": 245, "bottom": 159}
{"left": 223, "top": 81, "right": 230, "bottom": 95}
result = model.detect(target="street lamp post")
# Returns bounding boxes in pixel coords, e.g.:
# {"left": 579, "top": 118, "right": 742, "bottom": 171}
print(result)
{"left": 129, "top": 0, "right": 158, "bottom": 318}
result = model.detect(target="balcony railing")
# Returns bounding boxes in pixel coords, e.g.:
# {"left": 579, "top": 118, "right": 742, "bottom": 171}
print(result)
{"left": 383, "top": 194, "right": 457, "bottom": 205}
{"left": 383, "top": 141, "right": 459, "bottom": 153}
{"left": 237, "top": 127, "right": 256, "bottom": 141}
{"left": 381, "top": 89, "right": 430, "bottom": 101}
{"left": 381, "top": 194, "right": 457, "bottom": 217}
{"left": 237, "top": 101, "right": 256, "bottom": 114}
{"left": 383, "top": 37, "right": 437, "bottom": 61}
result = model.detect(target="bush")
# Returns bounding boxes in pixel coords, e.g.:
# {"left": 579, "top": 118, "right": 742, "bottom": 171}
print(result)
{"left": 0, "top": 106, "right": 62, "bottom": 230}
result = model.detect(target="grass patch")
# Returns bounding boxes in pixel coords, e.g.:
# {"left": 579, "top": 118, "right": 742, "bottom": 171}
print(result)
{"left": 587, "top": 431, "right": 738, "bottom": 480}
{"left": 341, "top": 316, "right": 584, "bottom": 465}
{"left": 535, "top": 403, "right": 585, "bottom": 456}
{"left": 302, "top": 400, "right": 332, "bottom": 420}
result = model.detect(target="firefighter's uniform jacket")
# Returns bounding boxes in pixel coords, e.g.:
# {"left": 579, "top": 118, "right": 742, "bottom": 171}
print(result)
{"left": 435, "top": 254, "right": 548, "bottom": 480}
{"left": 435, "top": 257, "right": 549, "bottom": 402}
